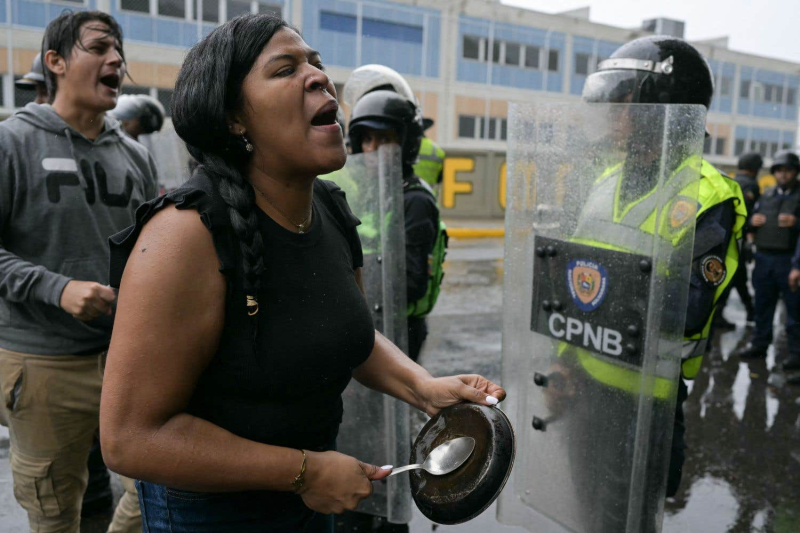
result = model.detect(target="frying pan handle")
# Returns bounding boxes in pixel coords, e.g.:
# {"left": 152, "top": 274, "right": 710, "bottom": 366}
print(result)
{"left": 387, "top": 463, "right": 423, "bottom": 477}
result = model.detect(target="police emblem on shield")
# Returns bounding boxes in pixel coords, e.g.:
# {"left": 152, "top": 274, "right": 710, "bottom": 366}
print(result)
{"left": 566, "top": 259, "right": 609, "bottom": 312}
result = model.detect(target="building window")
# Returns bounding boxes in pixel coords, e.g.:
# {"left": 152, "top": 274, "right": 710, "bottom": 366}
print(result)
{"left": 740, "top": 80, "right": 750, "bottom": 99}
{"left": 719, "top": 76, "right": 732, "bottom": 97}
{"left": 193, "top": 0, "right": 219, "bottom": 22}
{"left": 158, "top": 0, "right": 185, "bottom": 18}
{"left": 458, "top": 115, "right": 476, "bottom": 138}
{"left": 525, "top": 45, "right": 540, "bottom": 69}
{"left": 257, "top": 1, "right": 281, "bottom": 16}
{"left": 463, "top": 35, "right": 485, "bottom": 61}
{"left": 320, "top": 11, "right": 357, "bottom": 33}
{"left": 770, "top": 142, "right": 779, "bottom": 157}
{"left": 321, "top": 12, "right": 422, "bottom": 44}
{"left": 458, "top": 115, "right": 507, "bottom": 140}
{"left": 362, "top": 18, "right": 423, "bottom": 44}
{"left": 227, "top": 0, "right": 250, "bottom": 19}
{"left": 759, "top": 141, "right": 768, "bottom": 157}
{"left": 157, "top": 88, "right": 174, "bottom": 117}
{"left": 120, "top": 0, "right": 149, "bottom": 14}
{"left": 753, "top": 83, "right": 788, "bottom": 104}
{"left": 784, "top": 142, "right": 792, "bottom": 150}
{"left": 788, "top": 88, "right": 797, "bottom": 106}
{"left": 703, "top": 136, "right": 712, "bottom": 154}
{"left": 575, "top": 53, "right": 590, "bottom": 75}
{"left": 764, "top": 84, "right": 774, "bottom": 103}
{"left": 715, "top": 138, "right": 726, "bottom": 156}
{"left": 735, "top": 139, "right": 746, "bottom": 156}
{"left": 492, "top": 40, "right": 502, "bottom": 63}
{"left": 488, "top": 116, "right": 497, "bottom": 139}
{"left": 505, "top": 42, "right": 521, "bottom": 66}
{"left": 547, "top": 50, "right": 559, "bottom": 72}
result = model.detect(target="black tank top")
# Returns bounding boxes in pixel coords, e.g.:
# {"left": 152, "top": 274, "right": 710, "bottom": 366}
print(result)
{"left": 109, "top": 171, "right": 375, "bottom": 451}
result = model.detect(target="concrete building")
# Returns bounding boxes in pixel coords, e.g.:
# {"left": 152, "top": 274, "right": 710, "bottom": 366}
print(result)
{"left": 2, "top": 0, "right": 798, "bottom": 217}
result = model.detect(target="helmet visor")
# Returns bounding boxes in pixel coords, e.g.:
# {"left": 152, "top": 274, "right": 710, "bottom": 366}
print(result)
{"left": 582, "top": 69, "right": 654, "bottom": 104}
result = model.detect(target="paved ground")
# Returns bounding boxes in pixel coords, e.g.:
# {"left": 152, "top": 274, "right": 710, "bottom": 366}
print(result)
{"left": 1, "top": 236, "right": 799, "bottom": 532}
{"left": 410, "top": 237, "right": 800, "bottom": 533}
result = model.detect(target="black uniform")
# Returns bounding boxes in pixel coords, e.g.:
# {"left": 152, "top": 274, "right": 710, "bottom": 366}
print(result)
{"left": 735, "top": 171, "right": 761, "bottom": 222}
{"left": 404, "top": 175, "right": 438, "bottom": 361}
{"left": 748, "top": 184, "right": 800, "bottom": 356}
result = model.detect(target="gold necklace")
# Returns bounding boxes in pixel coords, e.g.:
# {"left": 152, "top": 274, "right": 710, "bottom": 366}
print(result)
{"left": 252, "top": 184, "right": 312, "bottom": 234}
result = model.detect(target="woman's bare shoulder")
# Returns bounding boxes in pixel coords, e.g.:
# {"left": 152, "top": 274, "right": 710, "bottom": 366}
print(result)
{"left": 118, "top": 204, "right": 226, "bottom": 310}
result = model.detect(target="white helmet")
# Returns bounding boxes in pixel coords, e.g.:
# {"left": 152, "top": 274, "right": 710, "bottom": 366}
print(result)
{"left": 342, "top": 64, "right": 418, "bottom": 109}
{"left": 109, "top": 94, "right": 166, "bottom": 134}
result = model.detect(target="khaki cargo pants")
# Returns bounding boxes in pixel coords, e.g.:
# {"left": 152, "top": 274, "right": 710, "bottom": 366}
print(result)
{"left": 0, "top": 347, "right": 141, "bottom": 533}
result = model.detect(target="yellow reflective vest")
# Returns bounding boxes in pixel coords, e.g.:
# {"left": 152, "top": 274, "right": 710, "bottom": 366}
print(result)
{"left": 564, "top": 158, "right": 746, "bottom": 396}
{"left": 413, "top": 137, "right": 445, "bottom": 193}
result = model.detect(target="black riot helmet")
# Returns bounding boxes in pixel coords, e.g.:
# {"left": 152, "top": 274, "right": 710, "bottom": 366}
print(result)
{"left": 583, "top": 35, "right": 715, "bottom": 108}
{"left": 348, "top": 89, "right": 424, "bottom": 177}
{"left": 737, "top": 152, "right": 763, "bottom": 173}
{"left": 770, "top": 150, "right": 800, "bottom": 174}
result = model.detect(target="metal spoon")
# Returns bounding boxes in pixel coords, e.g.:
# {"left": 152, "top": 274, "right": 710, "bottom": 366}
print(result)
{"left": 388, "top": 436, "right": 476, "bottom": 477}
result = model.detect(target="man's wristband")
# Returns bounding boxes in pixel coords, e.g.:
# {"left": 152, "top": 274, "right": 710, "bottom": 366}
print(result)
{"left": 291, "top": 449, "right": 307, "bottom": 494}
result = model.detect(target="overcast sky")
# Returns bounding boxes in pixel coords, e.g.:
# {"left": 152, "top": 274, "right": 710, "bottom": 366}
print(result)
{"left": 501, "top": 0, "right": 800, "bottom": 64}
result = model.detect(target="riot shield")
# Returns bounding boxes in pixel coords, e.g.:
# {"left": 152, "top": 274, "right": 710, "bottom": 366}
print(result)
{"left": 325, "top": 144, "right": 411, "bottom": 524}
{"left": 497, "top": 103, "right": 706, "bottom": 533}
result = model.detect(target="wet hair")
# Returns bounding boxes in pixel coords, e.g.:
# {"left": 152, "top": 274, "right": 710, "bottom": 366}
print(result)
{"left": 172, "top": 14, "right": 292, "bottom": 308}
{"left": 41, "top": 10, "right": 125, "bottom": 101}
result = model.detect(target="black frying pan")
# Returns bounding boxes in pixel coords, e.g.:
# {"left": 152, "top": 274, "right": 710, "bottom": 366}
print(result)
{"left": 408, "top": 403, "right": 515, "bottom": 525}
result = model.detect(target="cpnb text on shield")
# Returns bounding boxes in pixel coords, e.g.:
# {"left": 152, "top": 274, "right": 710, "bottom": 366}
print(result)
{"left": 547, "top": 312, "right": 623, "bottom": 357}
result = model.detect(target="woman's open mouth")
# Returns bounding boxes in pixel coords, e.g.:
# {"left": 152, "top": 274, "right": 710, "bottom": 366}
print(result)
{"left": 310, "top": 101, "right": 341, "bottom": 133}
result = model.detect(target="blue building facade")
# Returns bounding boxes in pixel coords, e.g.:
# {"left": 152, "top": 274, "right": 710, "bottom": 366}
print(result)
{"left": 2, "top": 0, "right": 798, "bottom": 163}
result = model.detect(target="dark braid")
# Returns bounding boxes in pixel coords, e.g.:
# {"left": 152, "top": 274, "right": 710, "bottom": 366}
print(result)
{"left": 199, "top": 152, "right": 266, "bottom": 299}
{"left": 172, "top": 14, "right": 293, "bottom": 314}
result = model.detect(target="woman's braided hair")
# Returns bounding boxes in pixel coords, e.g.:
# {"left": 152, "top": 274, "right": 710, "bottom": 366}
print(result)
{"left": 172, "top": 14, "right": 291, "bottom": 313}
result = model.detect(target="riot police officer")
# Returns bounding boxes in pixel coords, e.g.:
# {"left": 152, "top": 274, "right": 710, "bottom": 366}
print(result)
{"left": 577, "top": 35, "right": 746, "bottom": 527}
{"left": 108, "top": 94, "right": 166, "bottom": 141}
{"left": 714, "top": 152, "right": 762, "bottom": 327}
{"left": 343, "top": 65, "right": 447, "bottom": 364}
{"left": 734, "top": 150, "right": 800, "bottom": 371}
{"left": 348, "top": 90, "right": 442, "bottom": 363}
{"left": 14, "top": 53, "right": 48, "bottom": 105}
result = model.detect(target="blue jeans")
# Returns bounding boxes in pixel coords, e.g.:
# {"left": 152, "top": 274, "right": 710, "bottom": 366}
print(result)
{"left": 136, "top": 480, "right": 333, "bottom": 533}
{"left": 751, "top": 251, "right": 800, "bottom": 354}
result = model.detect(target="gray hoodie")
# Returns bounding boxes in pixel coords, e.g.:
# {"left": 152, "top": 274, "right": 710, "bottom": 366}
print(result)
{"left": 0, "top": 103, "right": 158, "bottom": 355}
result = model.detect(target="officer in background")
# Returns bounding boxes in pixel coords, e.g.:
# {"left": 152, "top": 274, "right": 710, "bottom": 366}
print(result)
{"left": 577, "top": 35, "right": 746, "bottom": 520}
{"left": 14, "top": 53, "right": 48, "bottom": 105}
{"left": 714, "top": 152, "right": 762, "bottom": 328}
{"left": 108, "top": 94, "right": 166, "bottom": 141}
{"left": 734, "top": 151, "right": 800, "bottom": 371}
{"left": 413, "top": 117, "right": 446, "bottom": 197}
{"left": 342, "top": 65, "right": 448, "bottom": 363}
{"left": 349, "top": 91, "right": 441, "bottom": 364}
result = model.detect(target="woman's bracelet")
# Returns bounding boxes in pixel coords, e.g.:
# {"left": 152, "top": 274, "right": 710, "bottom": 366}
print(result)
{"left": 291, "top": 449, "right": 307, "bottom": 494}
